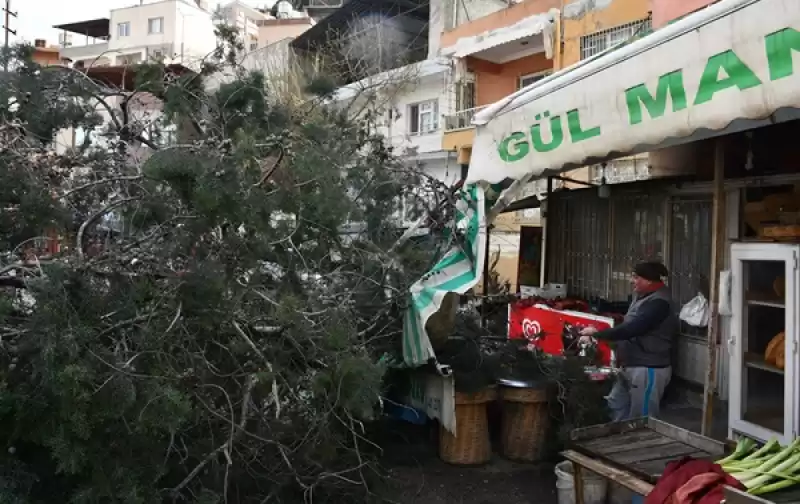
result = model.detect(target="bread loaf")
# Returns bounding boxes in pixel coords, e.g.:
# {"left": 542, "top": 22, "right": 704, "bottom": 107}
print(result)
{"left": 765, "top": 332, "right": 785, "bottom": 365}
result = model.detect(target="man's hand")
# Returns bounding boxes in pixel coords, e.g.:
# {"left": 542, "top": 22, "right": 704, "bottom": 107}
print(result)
{"left": 579, "top": 326, "right": 598, "bottom": 346}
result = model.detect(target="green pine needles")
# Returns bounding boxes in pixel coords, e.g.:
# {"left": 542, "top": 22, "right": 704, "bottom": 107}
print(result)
{"left": 0, "top": 29, "right": 449, "bottom": 503}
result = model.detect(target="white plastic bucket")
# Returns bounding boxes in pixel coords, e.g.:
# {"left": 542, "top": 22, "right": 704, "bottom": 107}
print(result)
{"left": 555, "top": 461, "right": 608, "bottom": 504}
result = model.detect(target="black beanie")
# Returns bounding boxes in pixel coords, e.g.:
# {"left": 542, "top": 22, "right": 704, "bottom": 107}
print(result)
{"left": 633, "top": 261, "right": 669, "bottom": 282}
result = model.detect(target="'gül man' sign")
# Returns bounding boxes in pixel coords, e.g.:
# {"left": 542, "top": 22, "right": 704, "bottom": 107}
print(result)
{"left": 467, "top": 0, "right": 800, "bottom": 184}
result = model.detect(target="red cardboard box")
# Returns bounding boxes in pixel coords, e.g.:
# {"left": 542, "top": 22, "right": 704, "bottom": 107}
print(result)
{"left": 508, "top": 303, "right": 616, "bottom": 367}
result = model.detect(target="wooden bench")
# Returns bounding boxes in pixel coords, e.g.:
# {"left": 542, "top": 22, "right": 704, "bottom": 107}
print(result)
{"left": 561, "top": 450, "right": 654, "bottom": 504}
{"left": 562, "top": 417, "right": 728, "bottom": 504}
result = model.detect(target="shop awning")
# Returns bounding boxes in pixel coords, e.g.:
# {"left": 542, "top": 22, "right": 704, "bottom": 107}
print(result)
{"left": 467, "top": 0, "right": 800, "bottom": 184}
{"left": 441, "top": 11, "right": 556, "bottom": 60}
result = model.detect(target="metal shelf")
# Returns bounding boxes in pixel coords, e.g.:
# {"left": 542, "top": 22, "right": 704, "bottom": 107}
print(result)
{"left": 747, "top": 299, "right": 786, "bottom": 309}
{"left": 744, "top": 352, "right": 785, "bottom": 375}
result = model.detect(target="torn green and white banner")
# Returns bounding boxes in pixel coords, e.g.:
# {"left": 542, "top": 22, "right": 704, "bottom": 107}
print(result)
{"left": 403, "top": 183, "right": 504, "bottom": 369}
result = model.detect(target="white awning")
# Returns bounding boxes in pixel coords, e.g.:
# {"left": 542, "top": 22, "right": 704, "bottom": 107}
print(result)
{"left": 467, "top": 0, "right": 800, "bottom": 184}
{"left": 330, "top": 58, "right": 451, "bottom": 102}
{"left": 442, "top": 11, "right": 557, "bottom": 60}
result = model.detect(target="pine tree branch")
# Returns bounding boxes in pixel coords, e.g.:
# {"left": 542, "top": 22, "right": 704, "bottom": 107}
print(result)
{"left": 170, "top": 375, "right": 256, "bottom": 498}
{"left": 60, "top": 175, "right": 144, "bottom": 199}
{"left": 76, "top": 197, "right": 141, "bottom": 260}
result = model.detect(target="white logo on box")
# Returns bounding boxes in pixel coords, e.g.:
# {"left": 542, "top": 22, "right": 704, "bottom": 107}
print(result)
{"left": 521, "top": 319, "right": 541, "bottom": 339}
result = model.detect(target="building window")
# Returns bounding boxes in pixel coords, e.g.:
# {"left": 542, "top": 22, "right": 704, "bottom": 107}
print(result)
{"left": 117, "top": 22, "right": 131, "bottom": 37}
{"left": 148, "top": 17, "right": 164, "bottom": 34}
{"left": 250, "top": 42, "right": 258, "bottom": 51}
{"left": 518, "top": 71, "right": 552, "bottom": 90}
{"left": 455, "top": 79, "right": 475, "bottom": 112}
{"left": 579, "top": 18, "right": 652, "bottom": 60}
{"left": 408, "top": 100, "right": 438, "bottom": 135}
{"left": 144, "top": 121, "right": 178, "bottom": 147}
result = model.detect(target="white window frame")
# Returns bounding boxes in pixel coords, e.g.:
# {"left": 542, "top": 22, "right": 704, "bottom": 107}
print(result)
{"left": 579, "top": 18, "right": 652, "bottom": 60}
{"left": 144, "top": 120, "right": 178, "bottom": 147}
{"left": 148, "top": 17, "right": 164, "bottom": 34}
{"left": 117, "top": 22, "right": 131, "bottom": 37}
{"left": 518, "top": 70, "right": 552, "bottom": 90}
{"left": 408, "top": 100, "right": 439, "bottom": 136}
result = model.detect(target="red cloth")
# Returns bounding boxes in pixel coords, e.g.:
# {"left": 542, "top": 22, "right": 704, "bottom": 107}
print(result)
{"left": 640, "top": 281, "right": 666, "bottom": 295}
{"left": 645, "top": 457, "right": 745, "bottom": 504}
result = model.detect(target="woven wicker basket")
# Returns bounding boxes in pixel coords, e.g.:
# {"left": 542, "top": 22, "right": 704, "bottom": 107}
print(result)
{"left": 499, "top": 385, "right": 550, "bottom": 462}
{"left": 438, "top": 387, "right": 496, "bottom": 466}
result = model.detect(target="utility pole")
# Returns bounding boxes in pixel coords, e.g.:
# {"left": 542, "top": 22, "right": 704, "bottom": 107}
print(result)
{"left": 2, "top": 0, "right": 17, "bottom": 72}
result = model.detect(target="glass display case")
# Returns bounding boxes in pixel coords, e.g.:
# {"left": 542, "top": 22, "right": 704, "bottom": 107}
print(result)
{"left": 729, "top": 243, "right": 798, "bottom": 444}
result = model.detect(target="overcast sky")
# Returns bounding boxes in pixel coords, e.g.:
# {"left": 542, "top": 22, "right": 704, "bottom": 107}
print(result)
{"left": 9, "top": 0, "right": 274, "bottom": 44}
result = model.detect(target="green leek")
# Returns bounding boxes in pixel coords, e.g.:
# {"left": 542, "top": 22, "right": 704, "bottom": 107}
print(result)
{"left": 741, "top": 439, "right": 781, "bottom": 461}
{"left": 744, "top": 453, "right": 800, "bottom": 491}
{"left": 751, "top": 478, "right": 800, "bottom": 496}
{"left": 735, "top": 441, "right": 800, "bottom": 488}
{"left": 723, "top": 456, "right": 773, "bottom": 471}
{"left": 721, "top": 438, "right": 800, "bottom": 496}
{"left": 736, "top": 469, "right": 800, "bottom": 484}
{"left": 717, "top": 437, "right": 757, "bottom": 465}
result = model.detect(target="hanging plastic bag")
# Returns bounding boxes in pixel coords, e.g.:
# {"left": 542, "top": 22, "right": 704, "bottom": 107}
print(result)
{"left": 718, "top": 270, "right": 733, "bottom": 317}
{"left": 679, "top": 292, "right": 710, "bottom": 327}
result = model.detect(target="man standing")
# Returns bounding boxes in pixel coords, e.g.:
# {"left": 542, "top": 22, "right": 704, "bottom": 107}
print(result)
{"left": 580, "top": 261, "right": 678, "bottom": 421}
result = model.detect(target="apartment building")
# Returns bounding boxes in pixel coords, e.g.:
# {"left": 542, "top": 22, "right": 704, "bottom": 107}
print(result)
{"left": 55, "top": 0, "right": 216, "bottom": 70}
{"left": 217, "top": 0, "right": 267, "bottom": 51}
{"left": 330, "top": 58, "right": 458, "bottom": 227}
{"left": 436, "top": 0, "right": 561, "bottom": 290}
{"left": 439, "top": 0, "right": 560, "bottom": 164}
{"left": 650, "top": 0, "right": 719, "bottom": 28}
{"left": 434, "top": 0, "right": 715, "bottom": 290}
{"left": 52, "top": 1, "right": 209, "bottom": 155}
{"left": 216, "top": 1, "right": 315, "bottom": 53}
{"left": 561, "top": 0, "right": 651, "bottom": 67}
{"left": 31, "top": 40, "right": 65, "bottom": 66}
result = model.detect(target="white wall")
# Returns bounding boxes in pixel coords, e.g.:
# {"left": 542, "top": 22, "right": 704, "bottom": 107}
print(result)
{"left": 445, "top": 0, "right": 510, "bottom": 30}
{"left": 428, "top": 0, "right": 444, "bottom": 59}
{"left": 218, "top": 2, "right": 265, "bottom": 48}
{"left": 55, "top": 94, "right": 167, "bottom": 161}
{"left": 362, "top": 65, "right": 452, "bottom": 159}
{"left": 109, "top": 2, "right": 180, "bottom": 52}
{"left": 418, "top": 157, "right": 459, "bottom": 186}
{"left": 333, "top": 60, "right": 453, "bottom": 160}
{"left": 385, "top": 76, "right": 449, "bottom": 156}
{"left": 174, "top": 1, "right": 217, "bottom": 66}
{"left": 106, "top": 0, "right": 216, "bottom": 68}
{"left": 332, "top": 60, "right": 458, "bottom": 231}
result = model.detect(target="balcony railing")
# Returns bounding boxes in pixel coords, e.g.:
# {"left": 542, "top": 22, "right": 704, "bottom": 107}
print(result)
{"left": 443, "top": 105, "right": 487, "bottom": 132}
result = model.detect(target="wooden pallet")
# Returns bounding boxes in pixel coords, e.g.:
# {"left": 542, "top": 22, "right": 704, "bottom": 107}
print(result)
{"left": 569, "top": 417, "right": 728, "bottom": 484}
